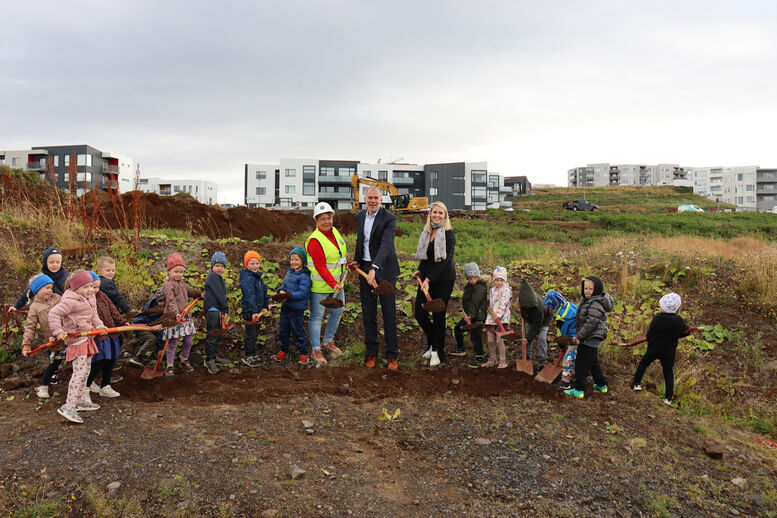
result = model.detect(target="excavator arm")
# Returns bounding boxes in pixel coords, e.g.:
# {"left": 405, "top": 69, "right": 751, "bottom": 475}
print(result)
{"left": 351, "top": 174, "right": 399, "bottom": 211}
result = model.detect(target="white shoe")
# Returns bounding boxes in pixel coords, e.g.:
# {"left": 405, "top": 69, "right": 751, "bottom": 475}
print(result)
{"left": 429, "top": 351, "right": 440, "bottom": 367}
{"left": 36, "top": 385, "right": 50, "bottom": 398}
{"left": 632, "top": 384, "right": 642, "bottom": 392}
{"left": 663, "top": 399, "right": 672, "bottom": 406}
{"left": 99, "top": 385, "right": 120, "bottom": 398}
{"left": 89, "top": 382, "right": 100, "bottom": 393}
{"left": 76, "top": 401, "right": 101, "bottom": 411}
{"left": 57, "top": 405, "right": 84, "bottom": 424}
{"left": 422, "top": 346, "right": 433, "bottom": 359}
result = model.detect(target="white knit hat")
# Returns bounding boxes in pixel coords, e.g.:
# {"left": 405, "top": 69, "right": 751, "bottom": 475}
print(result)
{"left": 659, "top": 292, "right": 682, "bottom": 313}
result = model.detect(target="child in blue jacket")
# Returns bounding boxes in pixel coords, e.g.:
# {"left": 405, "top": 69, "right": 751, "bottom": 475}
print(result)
{"left": 274, "top": 247, "right": 311, "bottom": 363}
{"left": 240, "top": 250, "right": 269, "bottom": 367}
{"left": 544, "top": 290, "right": 578, "bottom": 389}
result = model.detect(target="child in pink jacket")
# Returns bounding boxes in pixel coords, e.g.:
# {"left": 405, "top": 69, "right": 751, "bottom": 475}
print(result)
{"left": 48, "top": 270, "right": 107, "bottom": 424}
{"left": 20, "top": 274, "right": 62, "bottom": 399}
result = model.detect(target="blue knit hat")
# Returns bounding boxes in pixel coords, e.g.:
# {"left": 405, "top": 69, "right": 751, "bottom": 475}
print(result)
{"left": 544, "top": 290, "right": 567, "bottom": 312}
{"left": 30, "top": 275, "right": 54, "bottom": 296}
{"left": 289, "top": 247, "right": 307, "bottom": 266}
{"left": 87, "top": 270, "right": 100, "bottom": 281}
{"left": 211, "top": 251, "right": 227, "bottom": 268}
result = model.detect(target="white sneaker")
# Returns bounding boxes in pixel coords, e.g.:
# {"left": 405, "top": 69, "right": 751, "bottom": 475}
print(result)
{"left": 429, "top": 351, "right": 440, "bottom": 367}
{"left": 663, "top": 399, "right": 672, "bottom": 406}
{"left": 57, "top": 405, "right": 84, "bottom": 424}
{"left": 89, "top": 382, "right": 101, "bottom": 393}
{"left": 76, "top": 401, "right": 101, "bottom": 411}
{"left": 36, "top": 385, "right": 50, "bottom": 398}
{"left": 632, "top": 384, "right": 642, "bottom": 392}
{"left": 99, "top": 385, "right": 120, "bottom": 398}
{"left": 422, "top": 346, "right": 433, "bottom": 359}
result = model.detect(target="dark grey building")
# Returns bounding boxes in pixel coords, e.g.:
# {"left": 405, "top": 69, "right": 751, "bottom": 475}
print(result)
{"left": 34, "top": 144, "right": 122, "bottom": 193}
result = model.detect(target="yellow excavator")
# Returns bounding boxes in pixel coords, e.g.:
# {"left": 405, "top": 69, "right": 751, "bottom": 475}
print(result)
{"left": 350, "top": 174, "right": 429, "bottom": 213}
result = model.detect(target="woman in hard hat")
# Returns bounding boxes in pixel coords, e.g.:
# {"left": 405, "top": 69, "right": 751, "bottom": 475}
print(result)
{"left": 305, "top": 202, "right": 348, "bottom": 365}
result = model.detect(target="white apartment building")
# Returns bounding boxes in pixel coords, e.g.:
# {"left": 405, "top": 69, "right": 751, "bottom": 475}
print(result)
{"left": 138, "top": 178, "right": 219, "bottom": 205}
{"left": 568, "top": 163, "right": 691, "bottom": 188}
{"left": 687, "top": 166, "right": 758, "bottom": 211}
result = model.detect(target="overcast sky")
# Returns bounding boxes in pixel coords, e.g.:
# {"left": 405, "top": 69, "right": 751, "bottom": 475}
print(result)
{"left": 2, "top": 1, "right": 776, "bottom": 204}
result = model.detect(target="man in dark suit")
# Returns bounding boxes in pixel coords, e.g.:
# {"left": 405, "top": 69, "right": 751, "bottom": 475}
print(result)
{"left": 350, "top": 186, "right": 400, "bottom": 369}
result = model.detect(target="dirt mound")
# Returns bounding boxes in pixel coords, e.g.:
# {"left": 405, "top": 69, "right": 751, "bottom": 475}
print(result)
{"left": 87, "top": 191, "right": 357, "bottom": 241}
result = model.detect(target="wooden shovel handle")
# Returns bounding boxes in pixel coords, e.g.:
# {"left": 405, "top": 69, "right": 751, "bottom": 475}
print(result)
{"left": 416, "top": 277, "right": 432, "bottom": 301}
{"left": 28, "top": 341, "right": 63, "bottom": 357}
{"left": 486, "top": 307, "right": 507, "bottom": 334}
{"left": 457, "top": 308, "right": 473, "bottom": 325}
{"left": 354, "top": 267, "right": 379, "bottom": 288}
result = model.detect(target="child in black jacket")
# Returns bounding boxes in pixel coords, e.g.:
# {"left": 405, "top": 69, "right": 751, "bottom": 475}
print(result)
{"left": 203, "top": 252, "right": 229, "bottom": 374}
{"left": 632, "top": 292, "right": 691, "bottom": 405}
{"left": 453, "top": 262, "right": 488, "bottom": 367}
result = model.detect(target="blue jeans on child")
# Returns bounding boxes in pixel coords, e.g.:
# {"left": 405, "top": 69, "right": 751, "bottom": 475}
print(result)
{"left": 279, "top": 307, "right": 308, "bottom": 355}
{"left": 308, "top": 291, "right": 345, "bottom": 352}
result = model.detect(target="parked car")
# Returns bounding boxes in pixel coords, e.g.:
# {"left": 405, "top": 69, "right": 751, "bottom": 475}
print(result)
{"left": 677, "top": 204, "right": 704, "bottom": 213}
{"left": 563, "top": 199, "right": 597, "bottom": 211}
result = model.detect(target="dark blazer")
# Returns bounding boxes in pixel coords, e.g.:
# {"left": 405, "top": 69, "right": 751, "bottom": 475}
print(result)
{"left": 354, "top": 207, "right": 400, "bottom": 281}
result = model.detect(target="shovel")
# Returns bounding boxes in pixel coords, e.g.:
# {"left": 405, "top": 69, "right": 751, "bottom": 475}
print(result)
{"left": 141, "top": 339, "right": 171, "bottom": 380}
{"left": 353, "top": 267, "right": 395, "bottom": 295}
{"left": 416, "top": 278, "right": 446, "bottom": 313}
{"left": 270, "top": 292, "right": 291, "bottom": 303}
{"left": 28, "top": 325, "right": 160, "bottom": 357}
{"left": 208, "top": 305, "right": 278, "bottom": 337}
{"left": 320, "top": 271, "right": 346, "bottom": 308}
{"left": 515, "top": 317, "right": 533, "bottom": 375}
{"left": 457, "top": 308, "right": 482, "bottom": 330}
{"left": 485, "top": 307, "right": 521, "bottom": 341}
{"left": 535, "top": 349, "right": 564, "bottom": 384}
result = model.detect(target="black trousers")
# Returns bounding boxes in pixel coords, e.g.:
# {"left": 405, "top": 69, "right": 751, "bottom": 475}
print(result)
{"left": 87, "top": 359, "right": 115, "bottom": 388}
{"left": 360, "top": 264, "right": 398, "bottom": 359}
{"left": 242, "top": 312, "right": 262, "bottom": 357}
{"left": 454, "top": 318, "right": 483, "bottom": 356}
{"left": 574, "top": 342, "right": 607, "bottom": 391}
{"left": 205, "top": 310, "right": 222, "bottom": 361}
{"left": 414, "top": 280, "right": 454, "bottom": 360}
{"left": 41, "top": 359, "right": 62, "bottom": 386}
{"left": 633, "top": 347, "right": 677, "bottom": 400}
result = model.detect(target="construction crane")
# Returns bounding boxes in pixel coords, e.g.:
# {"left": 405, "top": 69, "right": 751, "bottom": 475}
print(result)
{"left": 350, "top": 174, "right": 429, "bottom": 213}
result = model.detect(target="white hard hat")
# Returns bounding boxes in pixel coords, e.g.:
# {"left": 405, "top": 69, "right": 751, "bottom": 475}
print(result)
{"left": 313, "top": 202, "right": 334, "bottom": 219}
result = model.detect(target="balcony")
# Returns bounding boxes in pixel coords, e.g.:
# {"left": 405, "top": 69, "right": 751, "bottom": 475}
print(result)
{"left": 27, "top": 162, "right": 45, "bottom": 170}
{"left": 318, "top": 175, "right": 352, "bottom": 185}
{"left": 499, "top": 186, "right": 511, "bottom": 193}
{"left": 499, "top": 200, "right": 512, "bottom": 208}
{"left": 756, "top": 184, "right": 777, "bottom": 194}
{"left": 392, "top": 176, "right": 414, "bottom": 186}
{"left": 102, "top": 164, "right": 119, "bottom": 174}
{"left": 318, "top": 191, "right": 352, "bottom": 200}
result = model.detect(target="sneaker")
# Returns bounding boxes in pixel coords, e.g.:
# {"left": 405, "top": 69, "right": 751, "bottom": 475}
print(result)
{"left": 558, "top": 379, "right": 572, "bottom": 390}
{"left": 481, "top": 359, "right": 497, "bottom": 368}
{"left": 497, "top": 361, "right": 508, "bottom": 369}
{"left": 312, "top": 350, "right": 327, "bottom": 365}
{"left": 429, "top": 351, "right": 440, "bottom": 367}
{"left": 50, "top": 373, "right": 58, "bottom": 385}
{"left": 89, "top": 382, "right": 101, "bottom": 393}
{"left": 298, "top": 354, "right": 309, "bottom": 364}
{"left": 468, "top": 356, "right": 485, "bottom": 369}
{"left": 127, "top": 356, "right": 144, "bottom": 367}
{"left": 36, "top": 385, "right": 50, "bottom": 398}
{"left": 631, "top": 384, "right": 643, "bottom": 392}
{"left": 449, "top": 349, "right": 466, "bottom": 357}
{"left": 165, "top": 366, "right": 174, "bottom": 377}
{"left": 593, "top": 384, "right": 608, "bottom": 394}
{"left": 215, "top": 357, "right": 230, "bottom": 365}
{"left": 422, "top": 346, "right": 433, "bottom": 359}
{"left": 663, "top": 399, "right": 673, "bottom": 406}
{"left": 110, "top": 374, "right": 123, "bottom": 384}
{"left": 274, "top": 351, "right": 288, "bottom": 361}
{"left": 179, "top": 359, "right": 194, "bottom": 372}
{"left": 242, "top": 355, "right": 265, "bottom": 367}
{"left": 323, "top": 342, "right": 342, "bottom": 359}
{"left": 365, "top": 356, "right": 377, "bottom": 368}
{"left": 387, "top": 359, "right": 398, "bottom": 370}
{"left": 564, "top": 388, "right": 585, "bottom": 399}
{"left": 57, "top": 405, "right": 84, "bottom": 424}
{"left": 99, "top": 385, "right": 120, "bottom": 398}
{"left": 76, "top": 401, "right": 101, "bottom": 411}
{"left": 205, "top": 359, "right": 220, "bottom": 374}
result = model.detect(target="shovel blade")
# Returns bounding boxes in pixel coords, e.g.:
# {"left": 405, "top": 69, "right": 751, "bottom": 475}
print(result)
{"left": 421, "top": 299, "right": 446, "bottom": 313}
{"left": 500, "top": 331, "right": 522, "bottom": 341}
{"left": 553, "top": 335, "right": 573, "bottom": 347}
{"left": 270, "top": 292, "right": 291, "bottom": 302}
{"left": 535, "top": 364, "right": 562, "bottom": 383}
{"left": 140, "top": 367, "right": 160, "bottom": 380}
{"left": 319, "top": 297, "right": 344, "bottom": 308}
{"left": 371, "top": 280, "right": 395, "bottom": 295}
{"left": 516, "top": 359, "right": 534, "bottom": 376}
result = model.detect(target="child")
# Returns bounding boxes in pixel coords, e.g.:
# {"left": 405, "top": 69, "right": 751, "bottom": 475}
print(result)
{"left": 48, "top": 270, "right": 107, "bottom": 423}
{"left": 127, "top": 288, "right": 165, "bottom": 367}
{"left": 632, "top": 292, "right": 691, "bottom": 405}
{"left": 518, "top": 279, "right": 553, "bottom": 366}
{"left": 96, "top": 256, "right": 131, "bottom": 314}
{"left": 453, "top": 262, "right": 487, "bottom": 367}
{"left": 12, "top": 246, "right": 68, "bottom": 312}
{"left": 274, "top": 247, "right": 311, "bottom": 363}
{"left": 544, "top": 290, "right": 578, "bottom": 389}
{"left": 20, "top": 274, "right": 62, "bottom": 398}
{"left": 162, "top": 253, "right": 201, "bottom": 376}
{"left": 203, "top": 252, "right": 229, "bottom": 373}
{"left": 88, "top": 272, "right": 126, "bottom": 398}
{"left": 483, "top": 266, "right": 512, "bottom": 369}
{"left": 565, "top": 276, "right": 613, "bottom": 399}
{"left": 240, "top": 250, "right": 269, "bottom": 366}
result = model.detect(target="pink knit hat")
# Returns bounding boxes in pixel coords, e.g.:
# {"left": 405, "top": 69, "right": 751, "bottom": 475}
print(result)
{"left": 69, "top": 271, "right": 94, "bottom": 292}
{"left": 167, "top": 253, "right": 185, "bottom": 271}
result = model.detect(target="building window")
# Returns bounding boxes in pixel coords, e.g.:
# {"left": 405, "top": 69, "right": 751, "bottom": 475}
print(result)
{"left": 139, "top": 178, "right": 148, "bottom": 184}
{"left": 746, "top": 184, "right": 755, "bottom": 191}
{"left": 736, "top": 196, "right": 744, "bottom": 204}
{"left": 12, "top": 157, "right": 19, "bottom": 166}
{"left": 256, "top": 187, "right": 266, "bottom": 195}
{"left": 174, "top": 185, "right": 181, "bottom": 193}
{"left": 285, "top": 169, "right": 296, "bottom": 177}
{"left": 471, "top": 171, "right": 487, "bottom": 184}
{"left": 378, "top": 170, "right": 388, "bottom": 181}
{"left": 363, "top": 170, "right": 371, "bottom": 176}
{"left": 429, "top": 187, "right": 438, "bottom": 196}
{"left": 285, "top": 185, "right": 296, "bottom": 194}
{"left": 77, "top": 154, "right": 92, "bottom": 167}
{"left": 472, "top": 186, "right": 487, "bottom": 199}
{"left": 472, "top": 202, "right": 487, "bottom": 211}
{"left": 303, "top": 184, "right": 315, "bottom": 196}
{"left": 338, "top": 167, "right": 355, "bottom": 176}
{"left": 452, "top": 175, "right": 464, "bottom": 180}
{"left": 320, "top": 167, "right": 335, "bottom": 176}
{"left": 430, "top": 171, "right": 438, "bottom": 180}
{"left": 256, "top": 171, "right": 266, "bottom": 180}
{"left": 53, "top": 156, "right": 59, "bottom": 167}
{"left": 746, "top": 196, "right": 755, "bottom": 203}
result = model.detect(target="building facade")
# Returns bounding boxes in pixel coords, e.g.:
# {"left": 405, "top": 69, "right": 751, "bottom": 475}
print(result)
{"left": 0, "top": 145, "right": 134, "bottom": 194}
{"left": 137, "top": 178, "right": 219, "bottom": 205}
{"left": 568, "top": 163, "right": 691, "bottom": 188}
{"left": 244, "top": 159, "right": 510, "bottom": 211}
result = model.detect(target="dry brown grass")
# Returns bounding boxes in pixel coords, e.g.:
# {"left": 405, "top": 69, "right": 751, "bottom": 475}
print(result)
{"left": 0, "top": 225, "right": 34, "bottom": 276}
{"left": 650, "top": 236, "right": 771, "bottom": 259}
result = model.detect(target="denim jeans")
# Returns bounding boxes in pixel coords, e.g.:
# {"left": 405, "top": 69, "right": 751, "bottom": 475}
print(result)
{"left": 308, "top": 291, "right": 345, "bottom": 351}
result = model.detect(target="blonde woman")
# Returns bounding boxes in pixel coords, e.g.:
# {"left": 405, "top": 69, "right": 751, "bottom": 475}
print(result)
{"left": 412, "top": 202, "right": 456, "bottom": 367}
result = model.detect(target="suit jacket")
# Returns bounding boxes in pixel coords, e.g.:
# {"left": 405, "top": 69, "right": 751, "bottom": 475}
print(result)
{"left": 354, "top": 207, "right": 400, "bottom": 281}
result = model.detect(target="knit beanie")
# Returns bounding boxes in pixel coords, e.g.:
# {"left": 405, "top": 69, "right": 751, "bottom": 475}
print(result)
{"left": 87, "top": 270, "right": 100, "bottom": 281}
{"left": 289, "top": 247, "right": 307, "bottom": 266}
{"left": 167, "top": 253, "right": 185, "bottom": 271}
{"left": 659, "top": 292, "right": 682, "bottom": 313}
{"left": 463, "top": 262, "right": 480, "bottom": 279}
{"left": 30, "top": 275, "right": 54, "bottom": 296}
{"left": 211, "top": 251, "right": 227, "bottom": 268}
{"left": 493, "top": 266, "right": 507, "bottom": 281}
{"left": 244, "top": 250, "right": 261, "bottom": 267}
{"left": 544, "top": 290, "right": 567, "bottom": 312}
{"left": 41, "top": 246, "right": 63, "bottom": 273}
{"left": 69, "top": 271, "right": 94, "bottom": 292}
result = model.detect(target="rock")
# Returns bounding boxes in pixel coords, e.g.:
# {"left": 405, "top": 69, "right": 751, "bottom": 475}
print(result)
{"left": 760, "top": 359, "right": 777, "bottom": 372}
{"left": 542, "top": 423, "right": 553, "bottom": 432}
{"left": 629, "top": 438, "right": 647, "bottom": 449}
{"left": 305, "top": 428, "right": 314, "bottom": 435}
{"left": 106, "top": 481, "right": 121, "bottom": 492}
{"left": 702, "top": 439, "right": 724, "bottom": 459}
{"left": 301, "top": 420, "right": 314, "bottom": 428}
{"left": 351, "top": 445, "right": 363, "bottom": 453}
{"left": 261, "top": 511, "right": 279, "bottom": 518}
{"left": 289, "top": 464, "right": 306, "bottom": 480}
{"left": 746, "top": 493, "right": 765, "bottom": 506}
{"left": 3, "top": 376, "right": 26, "bottom": 390}
{"left": 0, "top": 364, "right": 12, "bottom": 378}
{"left": 731, "top": 477, "right": 746, "bottom": 487}
{"left": 473, "top": 438, "right": 492, "bottom": 445}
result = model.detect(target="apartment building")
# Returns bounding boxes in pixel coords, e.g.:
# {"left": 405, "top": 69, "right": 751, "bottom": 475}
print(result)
{"left": 0, "top": 145, "right": 134, "bottom": 194}
{"left": 244, "top": 159, "right": 510, "bottom": 211}
{"left": 137, "top": 178, "right": 219, "bottom": 205}
{"left": 568, "top": 163, "right": 691, "bottom": 188}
